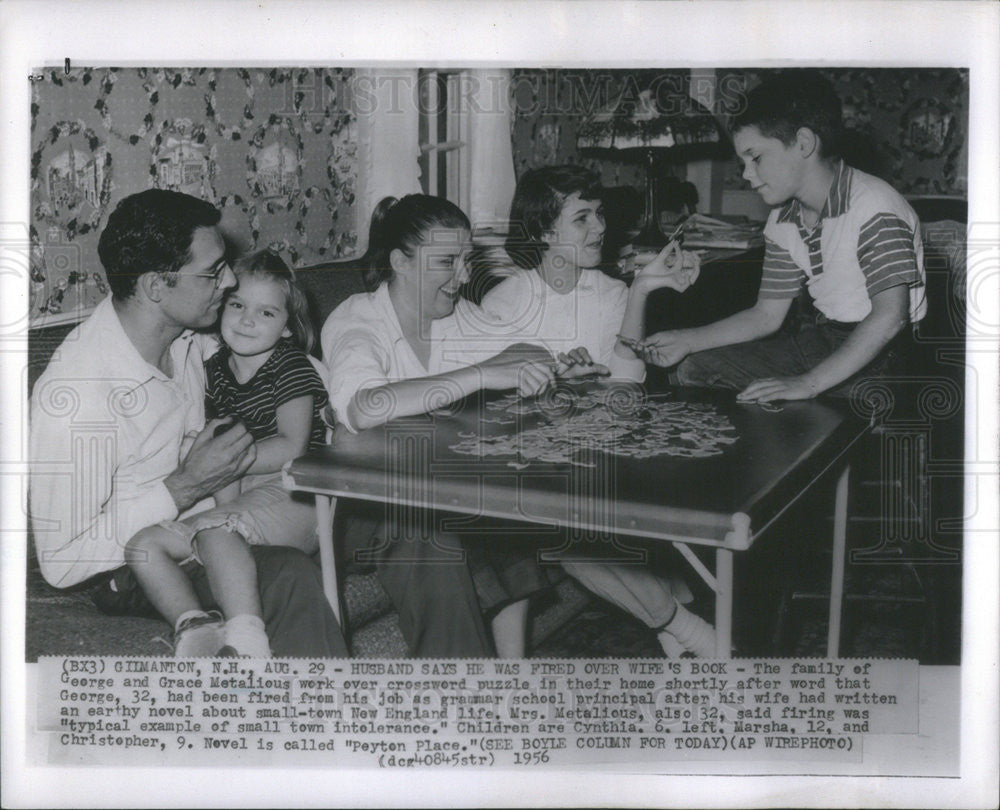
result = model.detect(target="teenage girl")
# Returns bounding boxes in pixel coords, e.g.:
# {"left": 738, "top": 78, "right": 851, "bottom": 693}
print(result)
{"left": 478, "top": 165, "right": 716, "bottom": 657}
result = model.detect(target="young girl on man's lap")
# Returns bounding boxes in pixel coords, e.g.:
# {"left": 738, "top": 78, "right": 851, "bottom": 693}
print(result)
{"left": 126, "top": 250, "right": 328, "bottom": 658}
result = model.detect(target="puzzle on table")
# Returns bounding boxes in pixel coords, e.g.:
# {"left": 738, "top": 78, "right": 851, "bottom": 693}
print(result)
{"left": 450, "top": 388, "right": 738, "bottom": 469}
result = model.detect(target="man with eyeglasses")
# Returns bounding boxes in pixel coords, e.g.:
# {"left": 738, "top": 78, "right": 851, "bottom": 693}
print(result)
{"left": 29, "top": 189, "right": 347, "bottom": 657}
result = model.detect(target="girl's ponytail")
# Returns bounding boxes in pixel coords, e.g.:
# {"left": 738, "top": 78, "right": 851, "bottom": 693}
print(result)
{"left": 362, "top": 196, "right": 400, "bottom": 290}
{"left": 360, "top": 194, "right": 470, "bottom": 292}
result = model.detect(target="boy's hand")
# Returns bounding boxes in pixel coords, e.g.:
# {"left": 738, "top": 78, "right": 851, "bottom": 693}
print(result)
{"left": 637, "top": 330, "right": 694, "bottom": 368}
{"left": 633, "top": 241, "right": 701, "bottom": 293}
{"left": 737, "top": 375, "right": 819, "bottom": 403}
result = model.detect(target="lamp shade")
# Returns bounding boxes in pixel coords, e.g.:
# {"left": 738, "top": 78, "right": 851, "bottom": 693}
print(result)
{"left": 577, "top": 87, "right": 728, "bottom": 157}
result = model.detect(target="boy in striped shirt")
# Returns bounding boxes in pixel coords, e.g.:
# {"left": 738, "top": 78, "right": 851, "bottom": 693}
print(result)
{"left": 640, "top": 71, "right": 925, "bottom": 402}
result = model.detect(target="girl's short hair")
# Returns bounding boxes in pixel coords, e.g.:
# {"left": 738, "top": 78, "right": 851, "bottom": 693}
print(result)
{"left": 362, "top": 194, "right": 471, "bottom": 291}
{"left": 231, "top": 249, "right": 315, "bottom": 354}
{"left": 505, "top": 165, "right": 603, "bottom": 270}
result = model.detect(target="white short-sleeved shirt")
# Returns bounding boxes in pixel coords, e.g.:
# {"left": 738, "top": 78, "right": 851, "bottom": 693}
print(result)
{"left": 29, "top": 296, "right": 216, "bottom": 587}
{"left": 759, "top": 161, "right": 926, "bottom": 324}
{"left": 320, "top": 284, "right": 515, "bottom": 432}
{"left": 478, "top": 269, "right": 646, "bottom": 382}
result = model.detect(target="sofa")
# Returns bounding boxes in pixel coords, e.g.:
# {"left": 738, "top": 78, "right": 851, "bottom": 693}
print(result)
{"left": 25, "top": 255, "right": 590, "bottom": 660}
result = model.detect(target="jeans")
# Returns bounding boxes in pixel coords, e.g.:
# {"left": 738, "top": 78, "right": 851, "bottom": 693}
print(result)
{"left": 676, "top": 318, "right": 899, "bottom": 397}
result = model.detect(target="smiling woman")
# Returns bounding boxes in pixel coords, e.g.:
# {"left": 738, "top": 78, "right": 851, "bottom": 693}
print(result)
{"left": 543, "top": 192, "right": 607, "bottom": 278}
{"left": 321, "top": 194, "right": 563, "bottom": 434}
{"left": 318, "top": 193, "right": 617, "bottom": 657}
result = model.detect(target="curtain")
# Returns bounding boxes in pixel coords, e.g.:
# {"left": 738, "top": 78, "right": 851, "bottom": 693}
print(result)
{"left": 355, "top": 68, "right": 422, "bottom": 253}
{"left": 466, "top": 68, "right": 516, "bottom": 230}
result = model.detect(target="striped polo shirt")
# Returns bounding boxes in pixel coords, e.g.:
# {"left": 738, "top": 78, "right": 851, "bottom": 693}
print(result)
{"left": 206, "top": 339, "right": 329, "bottom": 450}
{"left": 759, "top": 161, "right": 926, "bottom": 324}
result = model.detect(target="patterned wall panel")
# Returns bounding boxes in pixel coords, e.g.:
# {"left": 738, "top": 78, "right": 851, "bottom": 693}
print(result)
{"left": 29, "top": 67, "right": 359, "bottom": 326}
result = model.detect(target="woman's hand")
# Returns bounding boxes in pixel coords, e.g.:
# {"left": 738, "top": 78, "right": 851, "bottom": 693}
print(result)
{"left": 516, "top": 360, "right": 558, "bottom": 397}
{"left": 554, "top": 347, "right": 610, "bottom": 379}
{"left": 557, "top": 347, "right": 594, "bottom": 368}
{"left": 633, "top": 241, "right": 701, "bottom": 294}
{"left": 476, "top": 346, "right": 557, "bottom": 396}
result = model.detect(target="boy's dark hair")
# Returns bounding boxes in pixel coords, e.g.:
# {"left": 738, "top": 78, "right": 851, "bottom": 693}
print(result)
{"left": 98, "top": 189, "right": 222, "bottom": 301}
{"left": 730, "top": 70, "right": 843, "bottom": 159}
{"left": 362, "top": 194, "right": 471, "bottom": 291}
{"left": 506, "top": 165, "right": 603, "bottom": 270}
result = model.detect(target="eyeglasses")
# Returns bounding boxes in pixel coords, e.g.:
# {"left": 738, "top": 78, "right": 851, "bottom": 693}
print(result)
{"left": 186, "top": 262, "right": 231, "bottom": 289}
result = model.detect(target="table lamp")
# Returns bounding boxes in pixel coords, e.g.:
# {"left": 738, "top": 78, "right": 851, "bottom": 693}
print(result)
{"left": 577, "top": 86, "right": 729, "bottom": 246}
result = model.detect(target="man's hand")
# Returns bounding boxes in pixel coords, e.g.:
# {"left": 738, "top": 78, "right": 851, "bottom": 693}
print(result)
{"left": 163, "top": 418, "right": 256, "bottom": 512}
{"left": 638, "top": 329, "right": 694, "bottom": 368}
{"left": 632, "top": 242, "right": 701, "bottom": 294}
{"left": 737, "top": 375, "right": 819, "bottom": 403}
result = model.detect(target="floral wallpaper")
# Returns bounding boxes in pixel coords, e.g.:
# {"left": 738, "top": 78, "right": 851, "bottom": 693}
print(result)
{"left": 30, "top": 67, "right": 359, "bottom": 325}
{"left": 718, "top": 68, "right": 969, "bottom": 196}
{"left": 509, "top": 69, "right": 692, "bottom": 188}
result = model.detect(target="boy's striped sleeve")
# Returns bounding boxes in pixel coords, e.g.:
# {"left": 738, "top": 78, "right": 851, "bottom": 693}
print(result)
{"left": 758, "top": 237, "right": 805, "bottom": 299}
{"left": 858, "top": 213, "right": 921, "bottom": 295}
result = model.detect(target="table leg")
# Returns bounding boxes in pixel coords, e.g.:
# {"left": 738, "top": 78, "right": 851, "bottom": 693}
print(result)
{"left": 715, "top": 548, "right": 733, "bottom": 658}
{"left": 828, "top": 464, "right": 850, "bottom": 658}
{"left": 315, "top": 494, "right": 341, "bottom": 626}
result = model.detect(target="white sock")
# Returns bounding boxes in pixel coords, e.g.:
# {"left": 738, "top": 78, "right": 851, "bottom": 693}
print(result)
{"left": 657, "top": 630, "right": 686, "bottom": 658}
{"left": 223, "top": 614, "right": 271, "bottom": 658}
{"left": 660, "top": 603, "right": 717, "bottom": 658}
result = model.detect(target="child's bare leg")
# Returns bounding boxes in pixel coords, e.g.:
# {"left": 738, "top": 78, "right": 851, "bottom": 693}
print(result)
{"left": 195, "top": 527, "right": 270, "bottom": 657}
{"left": 195, "top": 527, "right": 262, "bottom": 618}
{"left": 491, "top": 598, "right": 529, "bottom": 658}
{"left": 126, "top": 525, "right": 225, "bottom": 657}
{"left": 125, "top": 525, "right": 202, "bottom": 626}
